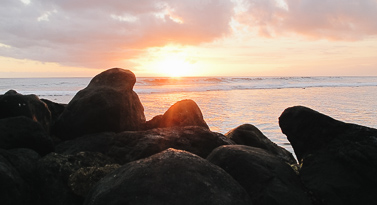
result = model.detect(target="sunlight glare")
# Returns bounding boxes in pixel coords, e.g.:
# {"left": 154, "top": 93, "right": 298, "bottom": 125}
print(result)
{"left": 158, "top": 58, "right": 192, "bottom": 77}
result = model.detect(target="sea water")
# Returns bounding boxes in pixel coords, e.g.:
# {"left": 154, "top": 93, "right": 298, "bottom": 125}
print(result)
{"left": 1, "top": 76, "right": 377, "bottom": 154}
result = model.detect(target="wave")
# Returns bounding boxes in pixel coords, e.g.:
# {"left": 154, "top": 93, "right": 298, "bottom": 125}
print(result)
{"left": 134, "top": 76, "right": 377, "bottom": 94}
{"left": 1, "top": 76, "right": 377, "bottom": 97}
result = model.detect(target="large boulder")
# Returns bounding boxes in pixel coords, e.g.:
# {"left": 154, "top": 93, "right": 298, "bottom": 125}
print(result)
{"left": 279, "top": 106, "right": 377, "bottom": 161}
{"left": 56, "top": 126, "right": 234, "bottom": 164}
{"left": 84, "top": 148, "right": 252, "bottom": 205}
{"left": 53, "top": 68, "right": 146, "bottom": 140}
{"left": 36, "top": 152, "right": 116, "bottom": 205}
{"left": 145, "top": 99, "right": 209, "bottom": 130}
{"left": 225, "top": 124, "right": 296, "bottom": 164}
{"left": 0, "top": 116, "right": 54, "bottom": 156}
{"left": 207, "top": 145, "right": 312, "bottom": 205}
{"left": 0, "top": 90, "right": 51, "bottom": 132}
{"left": 279, "top": 106, "right": 377, "bottom": 205}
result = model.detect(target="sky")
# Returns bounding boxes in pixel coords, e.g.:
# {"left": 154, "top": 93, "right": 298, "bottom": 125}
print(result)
{"left": 1, "top": 0, "right": 377, "bottom": 77}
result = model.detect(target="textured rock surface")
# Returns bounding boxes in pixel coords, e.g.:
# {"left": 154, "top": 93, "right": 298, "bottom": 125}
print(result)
{"left": 68, "top": 164, "right": 121, "bottom": 197}
{"left": 85, "top": 148, "right": 252, "bottom": 205}
{"left": 207, "top": 145, "right": 311, "bottom": 205}
{"left": 56, "top": 126, "right": 234, "bottom": 164}
{"left": 225, "top": 124, "right": 296, "bottom": 164}
{"left": 37, "top": 152, "right": 115, "bottom": 205}
{"left": 53, "top": 68, "right": 146, "bottom": 140}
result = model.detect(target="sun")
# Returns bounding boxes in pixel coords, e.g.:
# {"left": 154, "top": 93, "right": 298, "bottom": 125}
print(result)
{"left": 158, "top": 58, "right": 192, "bottom": 77}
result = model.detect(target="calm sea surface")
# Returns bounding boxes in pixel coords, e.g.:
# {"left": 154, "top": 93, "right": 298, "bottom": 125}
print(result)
{"left": 1, "top": 76, "right": 377, "bottom": 154}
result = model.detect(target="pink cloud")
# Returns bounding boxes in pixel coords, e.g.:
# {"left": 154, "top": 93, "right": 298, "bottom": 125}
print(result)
{"left": 238, "top": 0, "right": 377, "bottom": 40}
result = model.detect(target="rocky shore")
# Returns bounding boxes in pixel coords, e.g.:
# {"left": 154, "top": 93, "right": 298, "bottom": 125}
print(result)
{"left": 1, "top": 68, "right": 376, "bottom": 205}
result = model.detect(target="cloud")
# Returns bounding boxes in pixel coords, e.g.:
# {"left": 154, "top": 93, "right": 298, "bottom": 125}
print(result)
{"left": 1, "top": 0, "right": 377, "bottom": 69}
{"left": 0, "top": 0, "right": 234, "bottom": 68}
{"left": 237, "top": 0, "right": 377, "bottom": 40}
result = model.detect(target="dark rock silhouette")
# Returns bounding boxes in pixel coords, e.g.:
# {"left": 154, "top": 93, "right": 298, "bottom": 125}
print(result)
{"left": 56, "top": 126, "right": 234, "bottom": 164}
{"left": 0, "top": 90, "right": 51, "bottom": 132}
{"left": 225, "top": 124, "right": 296, "bottom": 164}
{"left": 0, "top": 116, "right": 54, "bottom": 156}
{"left": 84, "top": 148, "right": 252, "bottom": 205}
{"left": 53, "top": 68, "right": 146, "bottom": 140}
{"left": 207, "top": 145, "right": 311, "bottom": 205}
{"left": 145, "top": 99, "right": 209, "bottom": 130}
{"left": 279, "top": 105, "right": 377, "bottom": 205}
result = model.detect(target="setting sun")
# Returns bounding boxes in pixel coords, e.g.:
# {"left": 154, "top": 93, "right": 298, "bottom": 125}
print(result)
{"left": 137, "top": 45, "right": 199, "bottom": 77}
{"left": 158, "top": 58, "right": 192, "bottom": 77}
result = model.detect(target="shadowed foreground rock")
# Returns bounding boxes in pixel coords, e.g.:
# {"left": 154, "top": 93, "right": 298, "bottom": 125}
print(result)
{"left": 53, "top": 68, "right": 146, "bottom": 140}
{"left": 145, "top": 99, "right": 209, "bottom": 130}
{"left": 85, "top": 148, "right": 252, "bottom": 205}
{"left": 207, "top": 145, "right": 311, "bottom": 205}
{"left": 225, "top": 124, "right": 296, "bottom": 164}
{"left": 279, "top": 105, "right": 377, "bottom": 205}
{"left": 0, "top": 148, "right": 41, "bottom": 205}
{"left": 36, "top": 152, "right": 116, "bottom": 205}
{"left": 56, "top": 126, "right": 234, "bottom": 164}
{"left": 0, "top": 116, "right": 54, "bottom": 156}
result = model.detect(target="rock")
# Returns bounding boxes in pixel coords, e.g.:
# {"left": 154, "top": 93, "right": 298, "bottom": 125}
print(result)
{"left": 0, "top": 148, "right": 41, "bottom": 184}
{"left": 279, "top": 106, "right": 377, "bottom": 205}
{"left": 0, "top": 116, "right": 54, "bottom": 156}
{"left": 53, "top": 68, "right": 146, "bottom": 140}
{"left": 279, "top": 105, "right": 377, "bottom": 161}
{"left": 146, "top": 99, "right": 209, "bottom": 130}
{"left": 225, "top": 124, "right": 296, "bottom": 164}
{"left": 68, "top": 164, "right": 121, "bottom": 197}
{"left": 84, "top": 148, "right": 252, "bottom": 205}
{"left": 207, "top": 145, "right": 312, "bottom": 205}
{"left": 0, "top": 148, "right": 41, "bottom": 205}
{"left": 0, "top": 154, "right": 29, "bottom": 205}
{"left": 37, "top": 152, "right": 116, "bottom": 205}
{"left": 0, "top": 90, "right": 51, "bottom": 132}
{"left": 56, "top": 126, "right": 234, "bottom": 164}
{"left": 40, "top": 99, "right": 66, "bottom": 125}
{"left": 144, "top": 114, "right": 163, "bottom": 130}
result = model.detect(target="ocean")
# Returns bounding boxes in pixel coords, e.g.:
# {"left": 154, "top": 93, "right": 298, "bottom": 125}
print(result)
{"left": 1, "top": 76, "right": 377, "bottom": 154}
